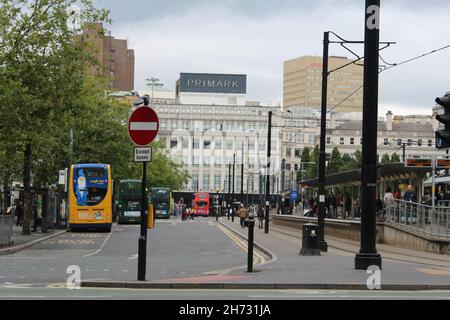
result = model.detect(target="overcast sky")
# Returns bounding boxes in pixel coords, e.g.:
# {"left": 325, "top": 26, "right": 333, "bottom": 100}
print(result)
{"left": 92, "top": 0, "right": 450, "bottom": 116}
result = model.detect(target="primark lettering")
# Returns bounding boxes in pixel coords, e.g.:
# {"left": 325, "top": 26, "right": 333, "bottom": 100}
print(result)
{"left": 187, "top": 79, "right": 240, "bottom": 89}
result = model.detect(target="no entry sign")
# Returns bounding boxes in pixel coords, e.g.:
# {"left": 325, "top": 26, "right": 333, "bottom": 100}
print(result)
{"left": 128, "top": 107, "right": 160, "bottom": 146}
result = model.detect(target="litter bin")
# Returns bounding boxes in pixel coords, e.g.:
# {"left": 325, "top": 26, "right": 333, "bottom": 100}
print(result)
{"left": 299, "top": 223, "right": 321, "bottom": 256}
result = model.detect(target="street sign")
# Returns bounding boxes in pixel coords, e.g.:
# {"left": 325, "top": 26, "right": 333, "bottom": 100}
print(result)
{"left": 134, "top": 147, "right": 152, "bottom": 162}
{"left": 405, "top": 158, "right": 432, "bottom": 167}
{"left": 58, "top": 170, "right": 66, "bottom": 185}
{"left": 290, "top": 190, "right": 299, "bottom": 201}
{"left": 128, "top": 107, "right": 160, "bottom": 146}
{"left": 437, "top": 159, "right": 450, "bottom": 168}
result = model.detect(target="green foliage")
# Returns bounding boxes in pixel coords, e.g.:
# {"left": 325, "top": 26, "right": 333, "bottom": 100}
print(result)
{"left": 327, "top": 147, "right": 342, "bottom": 175}
{"left": 390, "top": 153, "right": 401, "bottom": 163}
{"left": 381, "top": 154, "right": 391, "bottom": 164}
{"left": 307, "top": 145, "right": 320, "bottom": 178}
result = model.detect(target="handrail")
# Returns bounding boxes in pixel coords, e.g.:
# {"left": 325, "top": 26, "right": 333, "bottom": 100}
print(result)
{"left": 385, "top": 199, "right": 450, "bottom": 240}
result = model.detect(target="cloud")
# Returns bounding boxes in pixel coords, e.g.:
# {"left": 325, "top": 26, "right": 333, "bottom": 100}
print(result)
{"left": 104, "top": 1, "right": 450, "bottom": 116}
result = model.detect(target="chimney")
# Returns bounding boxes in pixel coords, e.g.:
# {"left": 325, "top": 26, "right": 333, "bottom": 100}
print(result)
{"left": 386, "top": 111, "right": 393, "bottom": 131}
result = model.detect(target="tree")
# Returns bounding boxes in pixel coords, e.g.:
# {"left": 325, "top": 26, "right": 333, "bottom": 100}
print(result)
{"left": 327, "top": 147, "right": 342, "bottom": 175}
{"left": 0, "top": 0, "right": 109, "bottom": 234}
{"left": 298, "top": 147, "right": 311, "bottom": 181}
{"left": 307, "top": 145, "right": 320, "bottom": 178}
{"left": 391, "top": 153, "right": 401, "bottom": 163}
{"left": 381, "top": 154, "right": 391, "bottom": 164}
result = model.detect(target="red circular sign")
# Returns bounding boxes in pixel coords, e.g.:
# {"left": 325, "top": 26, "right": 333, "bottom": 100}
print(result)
{"left": 128, "top": 107, "right": 160, "bottom": 146}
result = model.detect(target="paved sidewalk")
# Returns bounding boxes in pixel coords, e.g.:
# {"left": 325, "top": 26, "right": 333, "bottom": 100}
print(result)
{"left": 216, "top": 218, "right": 450, "bottom": 287}
{"left": 0, "top": 225, "right": 68, "bottom": 255}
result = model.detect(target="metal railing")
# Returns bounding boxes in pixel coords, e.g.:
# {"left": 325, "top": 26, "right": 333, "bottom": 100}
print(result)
{"left": 385, "top": 199, "right": 450, "bottom": 239}
{"left": 0, "top": 215, "right": 13, "bottom": 246}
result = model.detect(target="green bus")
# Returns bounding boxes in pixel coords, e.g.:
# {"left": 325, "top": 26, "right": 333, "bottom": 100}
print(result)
{"left": 116, "top": 180, "right": 142, "bottom": 224}
{"left": 150, "top": 187, "right": 173, "bottom": 219}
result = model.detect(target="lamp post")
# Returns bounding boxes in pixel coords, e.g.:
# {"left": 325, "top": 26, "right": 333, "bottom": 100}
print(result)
{"left": 145, "top": 78, "right": 163, "bottom": 105}
{"left": 355, "top": 0, "right": 383, "bottom": 270}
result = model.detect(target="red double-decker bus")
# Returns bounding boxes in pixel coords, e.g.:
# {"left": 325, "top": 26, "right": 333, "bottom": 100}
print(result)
{"left": 192, "top": 192, "right": 210, "bottom": 217}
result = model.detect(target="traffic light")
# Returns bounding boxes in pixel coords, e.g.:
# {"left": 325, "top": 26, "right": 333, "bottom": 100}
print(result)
{"left": 435, "top": 94, "right": 450, "bottom": 149}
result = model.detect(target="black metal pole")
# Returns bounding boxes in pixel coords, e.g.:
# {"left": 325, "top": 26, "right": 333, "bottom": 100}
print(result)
{"left": 232, "top": 154, "right": 235, "bottom": 222}
{"left": 137, "top": 161, "right": 148, "bottom": 281}
{"left": 241, "top": 160, "right": 244, "bottom": 204}
{"left": 247, "top": 219, "right": 255, "bottom": 272}
{"left": 265, "top": 111, "right": 272, "bottom": 234}
{"left": 317, "top": 31, "right": 329, "bottom": 252}
{"left": 402, "top": 143, "right": 406, "bottom": 163}
{"left": 355, "top": 0, "right": 382, "bottom": 270}
{"left": 228, "top": 163, "right": 231, "bottom": 220}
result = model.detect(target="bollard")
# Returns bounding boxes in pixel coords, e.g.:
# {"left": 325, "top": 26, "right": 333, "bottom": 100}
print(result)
{"left": 245, "top": 217, "right": 255, "bottom": 272}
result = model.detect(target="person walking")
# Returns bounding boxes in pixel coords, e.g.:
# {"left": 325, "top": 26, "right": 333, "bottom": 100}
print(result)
{"left": 15, "top": 201, "right": 23, "bottom": 227}
{"left": 237, "top": 204, "right": 248, "bottom": 228}
{"left": 344, "top": 192, "right": 351, "bottom": 220}
{"left": 257, "top": 206, "right": 264, "bottom": 230}
{"left": 383, "top": 187, "right": 394, "bottom": 220}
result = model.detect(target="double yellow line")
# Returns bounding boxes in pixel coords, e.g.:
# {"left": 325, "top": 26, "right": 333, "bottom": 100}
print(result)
{"left": 217, "top": 224, "right": 266, "bottom": 266}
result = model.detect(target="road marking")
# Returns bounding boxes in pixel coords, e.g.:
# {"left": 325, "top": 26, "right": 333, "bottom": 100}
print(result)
{"left": 83, "top": 231, "right": 113, "bottom": 258}
{"left": 128, "top": 254, "right": 138, "bottom": 260}
{"left": 217, "top": 224, "right": 266, "bottom": 266}
{"left": 416, "top": 268, "right": 450, "bottom": 276}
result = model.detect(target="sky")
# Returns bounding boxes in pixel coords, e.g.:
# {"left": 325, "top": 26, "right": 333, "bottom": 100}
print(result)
{"left": 92, "top": 0, "right": 450, "bottom": 116}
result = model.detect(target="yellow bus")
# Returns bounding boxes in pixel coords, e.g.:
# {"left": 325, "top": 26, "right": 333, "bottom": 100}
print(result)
{"left": 69, "top": 164, "right": 113, "bottom": 232}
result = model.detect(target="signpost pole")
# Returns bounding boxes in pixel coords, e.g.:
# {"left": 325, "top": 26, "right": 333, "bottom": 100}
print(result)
{"left": 432, "top": 155, "right": 436, "bottom": 210}
{"left": 137, "top": 161, "right": 148, "bottom": 281}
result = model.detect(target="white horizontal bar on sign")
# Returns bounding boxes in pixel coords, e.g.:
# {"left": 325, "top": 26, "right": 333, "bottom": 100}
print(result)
{"left": 130, "top": 122, "right": 158, "bottom": 131}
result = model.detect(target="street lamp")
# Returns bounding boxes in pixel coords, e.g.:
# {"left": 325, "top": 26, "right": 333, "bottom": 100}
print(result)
{"left": 145, "top": 78, "right": 164, "bottom": 105}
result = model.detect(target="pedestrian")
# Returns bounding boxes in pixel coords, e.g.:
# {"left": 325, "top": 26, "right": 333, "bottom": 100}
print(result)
{"left": 394, "top": 188, "right": 401, "bottom": 200}
{"left": 383, "top": 187, "right": 394, "bottom": 219}
{"left": 335, "top": 192, "right": 341, "bottom": 218}
{"left": 404, "top": 185, "right": 417, "bottom": 203}
{"left": 344, "top": 192, "right": 351, "bottom": 219}
{"left": 376, "top": 195, "right": 383, "bottom": 220}
{"left": 257, "top": 207, "right": 264, "bottom": 230}
{"left": 32, "top": 204, "right": 39, "bottom": 232}
{"left": 15, "top": 201, "right": 23, "bottom": 227}
{"left": 237, "top": 204, "right": 248, "bottom": 228}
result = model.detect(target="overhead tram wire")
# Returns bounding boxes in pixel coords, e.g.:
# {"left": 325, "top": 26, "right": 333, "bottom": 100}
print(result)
{"left": 277, "top": 43, "right": 450, "bottom": 151}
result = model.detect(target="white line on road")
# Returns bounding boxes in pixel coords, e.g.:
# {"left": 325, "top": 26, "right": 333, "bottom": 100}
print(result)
{"left": 83, "top": 231, "right": 113, "bottom": 258}
{"left": 128, "top": 254, "right": 138, "bottom": 260}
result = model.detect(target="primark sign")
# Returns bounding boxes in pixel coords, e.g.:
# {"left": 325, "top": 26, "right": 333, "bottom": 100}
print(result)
{"left": 179, "top": 73, "right": 247, "bottom": 94}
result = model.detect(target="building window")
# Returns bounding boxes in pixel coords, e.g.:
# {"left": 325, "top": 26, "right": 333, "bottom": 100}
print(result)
{"left": 407, "top": 139, "right": 412, "bottom": 146}
{"left": 227, "top": 140, "right": 233, "bottom": 150}
{"left": 170, "top": 139, "right": 178, "bottom": 149}
{"left": 350, "top": 138, "right": 355, "bottom": 145}
{"left": 418, "top": 139, "right": 422, "bottom": 147}
{"left": 193, "top": 139, "right": 200, "bottom": 149}
{"left": 428, "top": 140, "right": 433, "bottom": 147}
{"left": 286, "top": 163, "right": 291, "bottom": 171}
{"left": 182, "top": 137, "right": 189, "bottom": 149}
{"left": 248, "top": 139, "right": 255, "bottom": 151}
{"left": 193, "top": 156, "right": 200, "bottom": 167}
{"left": 295, "top": 149, "right": 301, "bottom": 158}
{"left": 192, "top": 174, "right": 199, "bottom": 191}
{"left": 203, "top": 174, "right": 210, "bottom": 191}
{"left": 204, "top": 140, "right": 211, "bottom": 149}
{"left": 384, "top": 138, "right": 389, "bottom": 146}
{"left": 340, "top": 137, "right": 345, "bottom": 145}
{"left": 327, "top": 137, "right": 331, "bottom": 145}
{"left": 286, "top": 148, "right": 292, "bottom": 158}
{"left": 214, "top": 175, "right": 221, "bottom": 189}
{"left": 215, "top": 138, "right": 222, "bottom": 149}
